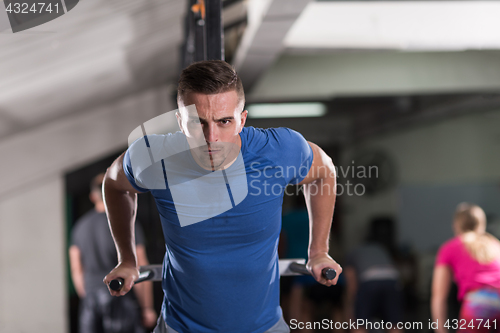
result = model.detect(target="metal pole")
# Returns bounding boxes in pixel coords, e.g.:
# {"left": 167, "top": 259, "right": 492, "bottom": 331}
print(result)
{"left": 205, "top": 0, "right": 224, "bottom": 61}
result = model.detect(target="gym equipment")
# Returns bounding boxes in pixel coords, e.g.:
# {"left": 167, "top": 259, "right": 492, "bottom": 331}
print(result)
{"left": 109, "top": 259, "right": 337, "bottom": 291}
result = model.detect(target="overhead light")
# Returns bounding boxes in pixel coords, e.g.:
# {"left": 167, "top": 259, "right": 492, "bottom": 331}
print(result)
{"left": 285, "top": 2, "right": 500, "bottom": 51}
{"left": 247, "top": 103, "right": 326, "bottom": 118}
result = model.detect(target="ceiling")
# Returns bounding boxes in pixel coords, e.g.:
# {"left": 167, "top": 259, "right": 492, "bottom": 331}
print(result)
{"left": 0, "top": 0, "right": 185, "bottom": 140}
{"left": 1, "top": 0, "right": 500, "bottom": 145}
{"left": 235, "top": 0, "right": 500, "bottom": 142}
{"left": 285, "top": 1, "right": 500, "bottom": 51}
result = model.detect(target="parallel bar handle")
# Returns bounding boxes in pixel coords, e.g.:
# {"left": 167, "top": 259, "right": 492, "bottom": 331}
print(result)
{"left": 288, "top": 262, "right": 337, "bottom": 280}
{"left": 109, "top": 270, "right": 153, "bottom": 291}
{"left": 109, "top": 261, "right": 337, "bottom": 291}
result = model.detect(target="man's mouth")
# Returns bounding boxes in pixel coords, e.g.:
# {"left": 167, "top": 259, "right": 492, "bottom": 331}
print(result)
{"left": 204, "top": 149, "right": 221, "bottom": 155}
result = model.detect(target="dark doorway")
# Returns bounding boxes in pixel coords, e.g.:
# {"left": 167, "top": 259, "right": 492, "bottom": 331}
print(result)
{"left": 65, "top": 149, "right": 165, "bottom": 333}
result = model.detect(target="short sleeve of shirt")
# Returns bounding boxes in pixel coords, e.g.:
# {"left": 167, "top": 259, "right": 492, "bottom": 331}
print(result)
{"left": 435, "top": 239, "right": 455, "bottom": 267}
{"left": 268, "top": 128, "right": 313, "bottom": 185}
{"left": 123, "top": 147, "right": 149, "bottom": 193}
{"left": 70, "top": 213, "right": 91, "bottom": 249}
{"left": 70, "top": 223, "right": 82, "bottom": 248}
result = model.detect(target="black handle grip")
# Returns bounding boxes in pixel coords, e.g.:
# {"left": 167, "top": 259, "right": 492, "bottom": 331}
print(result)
{"left": 109, "top": 278, "right": 124, "bottom": 291}
{"left": 289, "top": 262, "right": 337, "bottom": 280}
{"left": 109, "top": 270, "right": 154, "bottom": 291}
{"left": 322, "top": 267, "right": 337, "bottom": 280}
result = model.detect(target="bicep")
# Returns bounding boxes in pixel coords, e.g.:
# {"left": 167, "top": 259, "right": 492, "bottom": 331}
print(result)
{"left": 298, "top": 142, "right": 335, "bottom": 185}
{"left": 104, "top": 152, "right": 143, "bottom": 194}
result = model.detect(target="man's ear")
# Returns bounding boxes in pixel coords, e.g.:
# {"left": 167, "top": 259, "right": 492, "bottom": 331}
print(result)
{"left": 89, "top": 192, "right": 97, "bottom": 205}
{"left": 239, "top": 110, "right": 248, "bottom": 133}
{"left": 176, "top": 111, "right": 185, "bottom": 134}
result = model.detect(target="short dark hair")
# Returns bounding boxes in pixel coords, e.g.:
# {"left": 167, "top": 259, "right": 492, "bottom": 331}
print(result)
{"left": 177, "top": 60, "right": 245, "bottom": 110}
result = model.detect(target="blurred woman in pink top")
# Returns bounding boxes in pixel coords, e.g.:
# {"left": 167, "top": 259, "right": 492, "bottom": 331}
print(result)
{"left": 432, "top": 203, "right": 500, "bottom": 333}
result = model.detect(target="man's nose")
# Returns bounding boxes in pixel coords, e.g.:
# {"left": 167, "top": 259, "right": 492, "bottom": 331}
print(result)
{"left": 204, "top": 122, "right": 218, "bottom": 143}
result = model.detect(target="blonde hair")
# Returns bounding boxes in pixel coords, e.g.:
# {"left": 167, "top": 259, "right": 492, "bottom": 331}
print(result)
{"left": 454, "top": 203, "right": 500, "bottom": 264}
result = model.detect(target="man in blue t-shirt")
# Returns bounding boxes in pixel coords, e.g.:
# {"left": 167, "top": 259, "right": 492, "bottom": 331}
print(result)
{"left": 103, "top": 60, "right": 342, "bottom": 333}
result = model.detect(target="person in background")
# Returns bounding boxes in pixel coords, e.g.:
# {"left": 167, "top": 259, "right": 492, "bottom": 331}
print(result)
{"left": 344, "top": 218, "right": 403, "bottom": 333}
{"left": 432, "top": 203, "right": 500, "bottom": 333}
{"left": 69, "top": 173, "right": 157, "bottom": 333}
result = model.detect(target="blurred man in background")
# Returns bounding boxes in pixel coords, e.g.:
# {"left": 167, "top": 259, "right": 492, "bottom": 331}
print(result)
{"left": 69, "top": 173, "right": 157, "bottom": 333}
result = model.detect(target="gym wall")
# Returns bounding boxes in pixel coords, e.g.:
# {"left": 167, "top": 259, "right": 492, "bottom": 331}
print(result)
{"left": 0, "top": 85, "right": 173, "bottom": 333}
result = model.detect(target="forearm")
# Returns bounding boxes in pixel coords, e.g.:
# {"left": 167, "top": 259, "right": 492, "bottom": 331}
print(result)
{"left": 431, "top": 298, "right": 448, "bottom": 333}
{"left": 431, "top": 265, "right": 452, "bottom": 333}
{"left": 298, "top": 142, "right": 340, "bottom": 285}
{"left": 303, "top": 174, "right": 336, "bottom": 257}
{"left": 69, "top": 246, "right": 86, "bottom": 298}
{"left": 103, "top": 174, "right": 138, "bottom": 266}
{"left": 72, "top": 273, "right": 86, "bottom": 298}
{"left": 103, "top": 153, "right": 145, "bottom": 295}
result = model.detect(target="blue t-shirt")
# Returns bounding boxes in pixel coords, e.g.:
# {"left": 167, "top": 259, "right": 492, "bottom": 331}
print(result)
{"left": 124, "top": 126, "right": 313, "bottom": 333}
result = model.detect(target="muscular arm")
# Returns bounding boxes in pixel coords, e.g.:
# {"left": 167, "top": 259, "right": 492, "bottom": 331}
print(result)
{"left": 299, "top": 142, "right": 341, "bottom": 286}
{"left": 69, "top": 245, "right": 86, "bottom": 298}
{"left": 102, "top": 152, "right": 143, "bottom": 296}
{"left": 431, "top": 265, "right": 452, "bottom": 333}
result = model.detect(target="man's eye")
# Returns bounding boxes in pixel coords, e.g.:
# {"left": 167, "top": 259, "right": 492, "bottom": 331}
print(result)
{"left": 220, "top": 120, "right": 231, "bottom": 125}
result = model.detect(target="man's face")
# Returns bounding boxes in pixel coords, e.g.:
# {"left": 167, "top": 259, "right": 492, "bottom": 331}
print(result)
{"left": 177, "top": 90, "right": 247, "bottom": 171}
